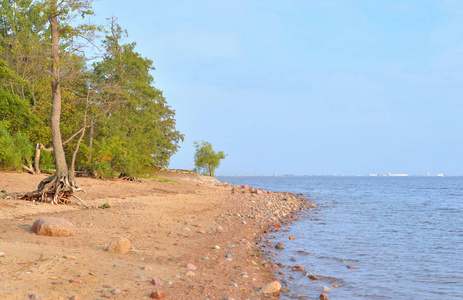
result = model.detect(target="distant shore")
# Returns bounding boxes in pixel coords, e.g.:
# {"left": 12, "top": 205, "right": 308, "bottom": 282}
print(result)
{"left": 0, "top": 171, "right": 311, "bottom": 299}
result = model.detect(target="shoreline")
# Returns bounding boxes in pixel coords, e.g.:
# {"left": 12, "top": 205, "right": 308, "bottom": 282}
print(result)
{"left": 0, "top": 171, "right": 313, "bottom": 299}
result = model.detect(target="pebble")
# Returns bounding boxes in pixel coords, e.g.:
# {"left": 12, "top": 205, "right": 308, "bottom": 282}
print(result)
{"left": 63, "top": 255, "right": 77, "bottom": 260}
{"left": 185, "top": 271, "right": 196, "bottom": 277}
{"left": 275, "top": 242, "right": 284, "bottom": 249}
{"left": 150, "top": 290, "right": 167, "bottom": 299}
{"left": 289, "top": 236, "right": 296, "bottom": 240}
{"left": 0, "top": 252, "right": 5, "bottom": 257}
{"left": 143, "top": 265, "right": 154, "bottom": 270}
{"left": 182, "top": 227, "right": 191, "bottom": 231}
{"left": 110, "top": 288, "right": 122, "bottom": 294}
{"left": 29, "top": 295, "right": 40, "bottom": 300}
{"left": 151, "top": 277, "right": 163, "bottom": 286}
{"left": 319, "top": 293, "right": 329, "bottom": 300}
{"left": 230, "top": 283, "right": 238, "bottom": 287}
{"left": 201, "top": 256, "right": 209, "bottom": 260}
{"left": 225, "top": 253, "right": 233, "bottom": 258}
{"left": 212, "top": 245, "right": 221, "bottom": 250}
{"left": 69, "top": 296, "right": 81, "bottom": 300}
{"left": 227, "top": 244, "right": 235, "bottom": 248}
{"left": 347, "top": 265, "right": 359, "bottom": 269}
{"left": 166, "top": 281, "right": 173, "bottom": 285}
{"left": 102, "top": 284, "right": 113, "bottom": 288}
{"left": 186, "top": 263, "right": 197, "bottom": 270}
{"left": 69, "top": 279, "right": 83, "bottom": 284}
{"left": 323, "top": 286, "right": 331, "bottom": 292}
{"left": 137, "top": 275, "right": 146, "bottom": 279}
{"left": 216, "top": 226, "right": 224, "bottom": 232}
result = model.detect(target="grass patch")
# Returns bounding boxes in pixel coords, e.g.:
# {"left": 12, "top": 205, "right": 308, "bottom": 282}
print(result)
{"left": 100, "top": 200, "right": 111, "bottom": 209}
{"left": 153, "top": 177, "right": 180, "bottom": 185}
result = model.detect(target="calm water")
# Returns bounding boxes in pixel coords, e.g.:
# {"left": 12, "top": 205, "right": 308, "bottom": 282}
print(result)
{"left": 218, "top": 176, "right": 463, "bottom": 300}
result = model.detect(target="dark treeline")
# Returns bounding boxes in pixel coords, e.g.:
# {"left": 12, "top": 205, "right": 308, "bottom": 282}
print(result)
{"left": 0, "top": 0, "right": 184, "bottom": 178}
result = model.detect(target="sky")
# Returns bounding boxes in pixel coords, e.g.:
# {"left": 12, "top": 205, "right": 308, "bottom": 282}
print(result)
{"left": 90, "top": 0, "right": 463, "bottom": 176}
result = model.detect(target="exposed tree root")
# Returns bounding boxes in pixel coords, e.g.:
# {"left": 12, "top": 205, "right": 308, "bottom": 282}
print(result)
{"left": 19, "top": 174, "right": 87, "bottom": 207}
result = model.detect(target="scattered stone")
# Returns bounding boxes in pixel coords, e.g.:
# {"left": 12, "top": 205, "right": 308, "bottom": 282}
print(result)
{"left": 289, "top": 236, "right": 295, "bottom": 240}
{"left": 63, "top": 255, "right": 77, "bottom": 260}
{"left": 347, "top": 265, "right": 359, "bottom": 269}
{"left": 150, "top": 290, "right": 167, "bottom": 299}
{"left": 259, "top": 281, "right": 282, "bottom": 295}
{"left": 182, "top": 227, "right": 191, "bottom": 231}
{"left": 51, "top": 281, "right": 63, "bottom": 285}
{"left": 227, "top": 244, "right": 235, "bottom": 248}
{"left": 151, "top": 277, "right": 163, "bottom": 286}
{"left": 250, "top": 260, "right": 257, "bottom": 265}
{"left": 185, "top": 271, "right": 195, "bottom": 277}
{"left": 186, "top": 263, "right": 197, "bottom": 270}
{"left": 212, "top": 245, "right": 220, "bottom": 250}
{"left": 320, "top": 293, "right": 329, "bottom": 300}
{"left": 102, "top": 284, "right": 113, "bottom": 288}
{"left": 143, "top": 265, "right": 154, "bottom": 270}
{"left": 309, "top": 275, "right": 318, "bottom": 280}
{"left": 292, "top": 266, "right": 304, "bottom": 271}
{"left": 201, "top": 256, "right": 209, "bottom": 260}
{"left": 0, "top": 252, "right": 5, "bottom": 257}
{"left": 216, "top": 226, "right": 224, "bottom": 232}
{"left": 31, "top": 217, "right": 74, "bottom": 237}
{"left": 230, "top": 283, "right": 238, "bottom": 287}
{"left": 69, "top": 279, "right": 83, "bottom": 284}
{"left": 323, "top": 286, "right": 331, "bottom": 292}
{"left": 29, "top": 294, "right": 40, "bottom": 300}
{"left": 166, "top": 280, "right": 173, "bottom": 285}
{"left": 110, "top": 288, "right": 122, "bottom": 294}
{"left": 106, "top": 237, "right": 131, "bottom": 254}
{"left": 275, "top": 242, "right": 284, "bottom": 249}
{"left": 333, "top": 284, "right": 340, "bottom": 288}
{"left": 225, "top": 253, "right": 233, "bottom": 258}
{"left": 69, "top": 296, "right": 81, "bottom": 300}
{"left": 137, "top": 275, "right": 146, "bottom": 279}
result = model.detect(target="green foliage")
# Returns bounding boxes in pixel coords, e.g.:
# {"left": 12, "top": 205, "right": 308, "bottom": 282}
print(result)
{"left": 0, "top": 124, "right": 33, "bottom": 170}
{"left": 0, "top": 2, "right": 183, "bottom": 176}
{"left": 193, "top": 141, "right": 227, "bottom": 177}
{"left": 88, "top": 21, "right": 184, "bottom": 177}
{"left": 100, "top": 200, "right": 111, "bottom": 209}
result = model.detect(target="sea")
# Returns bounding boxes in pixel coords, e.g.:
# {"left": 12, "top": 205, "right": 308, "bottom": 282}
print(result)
{"left": 217, "top": 176, "right": 463, "bottom": 300}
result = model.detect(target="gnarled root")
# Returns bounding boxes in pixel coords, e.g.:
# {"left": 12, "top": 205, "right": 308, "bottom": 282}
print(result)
{"left": 19, "top": 174, "right": 81, "bottom": 206}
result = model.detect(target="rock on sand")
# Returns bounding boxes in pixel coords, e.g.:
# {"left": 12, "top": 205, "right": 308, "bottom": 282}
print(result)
{"left": 259, "top": 281, "right": 282, "bottom": 295}
{"left": 31, "top": 217, "right": 74, "bottom": 237}
{"left": 106, "top": 237, "right": 131, "bottom": 254}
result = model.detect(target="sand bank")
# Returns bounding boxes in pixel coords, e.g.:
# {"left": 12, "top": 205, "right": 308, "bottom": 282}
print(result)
{"left": 0, "top": 170, "right": 311, "bottom": 299}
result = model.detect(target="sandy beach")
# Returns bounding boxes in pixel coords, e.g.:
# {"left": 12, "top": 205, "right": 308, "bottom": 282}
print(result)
{"left": 0, "top": 170, "right": 310, "bottom": 299}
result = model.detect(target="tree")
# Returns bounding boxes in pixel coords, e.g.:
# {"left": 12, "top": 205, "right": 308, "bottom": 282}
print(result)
{"left": 22, "top": 0, "right": 96, "bottom": 204}
{"left": 193, "top": 141, "right": 227, "bottom": 177}
{"left": 88, "top": 19, "right": 183, "bottom": 177}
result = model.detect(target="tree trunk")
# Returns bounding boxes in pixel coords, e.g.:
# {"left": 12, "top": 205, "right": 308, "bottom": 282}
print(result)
{"left": 49, "top": 0, "right": 69, "bottom": 182}
{"left": 88, "top": 119, "right": 94, "bottom": 163}
{"left": 34, "top": 143, "right": 41, "bottom": 174}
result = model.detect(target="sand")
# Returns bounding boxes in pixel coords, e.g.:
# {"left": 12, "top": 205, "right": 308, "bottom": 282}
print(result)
{"left": 0, "top": 170, "right": 309, "bottom": 299}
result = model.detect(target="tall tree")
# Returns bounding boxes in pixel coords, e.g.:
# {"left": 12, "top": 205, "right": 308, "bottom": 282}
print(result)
{"left": 88, "top": 19, "right": 183, "bottom": 177}
{"left": 24, "top": 0, "right": 96, "bottom": 203}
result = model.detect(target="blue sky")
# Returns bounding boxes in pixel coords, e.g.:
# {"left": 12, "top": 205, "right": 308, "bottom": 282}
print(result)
{"left": 91, "top": 0, "right": 463, "bottom": 176}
